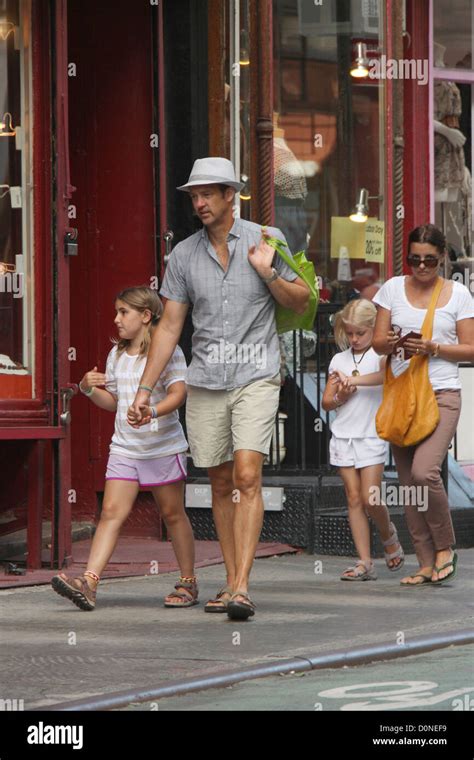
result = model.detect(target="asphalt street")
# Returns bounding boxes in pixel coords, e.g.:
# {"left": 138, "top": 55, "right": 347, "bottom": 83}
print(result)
{"left": 121, "top": 645, "right": 474, "bottom": 711}
{"left": 1, "top": 550, "right": 472, "bottom": 710}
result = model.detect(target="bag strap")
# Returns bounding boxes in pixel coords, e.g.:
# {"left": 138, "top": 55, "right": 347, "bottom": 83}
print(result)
{"left": 263, "top": 231, "right": 299, "bottom": 275}
{"left": 420, "top": 277, "right": 444, "bottom": 341}
{"left": 263, "top": 230, "right": 317, "bottom": 295}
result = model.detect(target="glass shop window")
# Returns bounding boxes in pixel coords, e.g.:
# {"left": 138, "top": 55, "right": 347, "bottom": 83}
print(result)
{"left": 273, "top": 0, "right": 385, "bottom": 303}
{"left": 225, "top": 0, "right": 252, "bottom": 220}
{"left": 433, "top": 0, "right": 474, "bottom": 277}
{"left": 433, "top": 0, "right": 473, "bottom": 71}
{"left": 0, "top": 0, "right": 33, "bottom": 379}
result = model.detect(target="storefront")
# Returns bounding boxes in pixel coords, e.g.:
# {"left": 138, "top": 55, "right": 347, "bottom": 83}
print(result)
{"left": 0, "top": 0, "right": 472, "bottom": 569}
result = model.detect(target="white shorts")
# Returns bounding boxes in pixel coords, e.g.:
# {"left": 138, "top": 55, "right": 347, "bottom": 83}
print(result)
{"left": 329, "top": 435, "right": 388, "bottom": 469}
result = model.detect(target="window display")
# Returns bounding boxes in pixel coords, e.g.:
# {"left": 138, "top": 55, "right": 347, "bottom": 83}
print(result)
{"left": 0, "top": 0, "right": 33, "bottom": 378}
{"left": 273, "top": 0, "right": 385, "bottom": 302}
{"left": 433, "top": 0, "right": 473, "bottom": 71}
{"left": 433, "top": 3, "right": 474, "bottom": 262}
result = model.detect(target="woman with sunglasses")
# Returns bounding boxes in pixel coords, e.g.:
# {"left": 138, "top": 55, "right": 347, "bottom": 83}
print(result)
{"left": 372, "top": 224, "right": 474, "bottom": 586}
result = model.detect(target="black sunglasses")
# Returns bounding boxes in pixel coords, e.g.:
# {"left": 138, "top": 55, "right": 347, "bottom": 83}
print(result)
{"left": 406, "top": 254, "right": 441, "bottom": 269}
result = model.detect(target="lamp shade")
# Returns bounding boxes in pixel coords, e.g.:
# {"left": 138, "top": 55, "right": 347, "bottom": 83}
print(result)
{"left": 349, "top": 188, "right": 369, "bottom": 223}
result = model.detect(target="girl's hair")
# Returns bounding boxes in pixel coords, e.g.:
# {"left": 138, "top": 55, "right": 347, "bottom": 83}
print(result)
{"left": 408, "top": 224, "right": 447, "bottom": 256}
{"left": 113, "top": 286, "right": 163, "bottom": 358}
{"left": 333, "top": 298, "right": 377, "bottom": 350}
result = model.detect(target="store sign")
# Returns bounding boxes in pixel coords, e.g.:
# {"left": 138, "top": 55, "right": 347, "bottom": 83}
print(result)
{"left": 330, "top": 217, "right": 384, "bottom": 263}
{"left": 185, "top": 485, "right": 285, "bottom": 511}
{"left": 364, "top": 220, "right": 385, "bottom": 263}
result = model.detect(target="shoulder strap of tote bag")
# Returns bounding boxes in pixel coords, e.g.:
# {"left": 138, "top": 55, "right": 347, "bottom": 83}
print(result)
{"left": 419, "top": 277, "right": 444, "bottom": 341}
{"left": 265, "top": 234, "right": 296, "bottom": 274}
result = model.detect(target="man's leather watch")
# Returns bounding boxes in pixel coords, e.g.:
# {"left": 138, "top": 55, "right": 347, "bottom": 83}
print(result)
{"left": 261, "top": 267, "right": 279, "bottom": 284}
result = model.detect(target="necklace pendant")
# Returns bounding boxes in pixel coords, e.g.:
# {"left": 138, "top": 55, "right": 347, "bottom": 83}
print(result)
{"left": 352, "top": 370, "right": 360, "bottom": 377}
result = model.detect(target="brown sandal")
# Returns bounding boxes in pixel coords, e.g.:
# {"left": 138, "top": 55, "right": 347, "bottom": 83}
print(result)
{"left": 51, "top": 573, "right": 97, "bottom": 611}
{"left": 164, "top": 578, "right": 199, "bottom": 608}
{"left": 226, "top": 590, "right": 256, "bottom": 620}
{"left": 204, "top": 585, "right": 232, "bottom": 613}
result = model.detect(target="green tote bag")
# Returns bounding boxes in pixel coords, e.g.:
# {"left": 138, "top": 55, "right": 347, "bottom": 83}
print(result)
{"left": 264, "top": 232, "right": 319, "bottom": 334}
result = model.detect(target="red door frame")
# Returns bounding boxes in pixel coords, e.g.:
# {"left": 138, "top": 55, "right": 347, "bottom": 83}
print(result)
{"left": 65, "top": 1, "right": 159, "bottom": 533}
{"left": 51, "top": 0, "right": 75, "bottom": 568}
{"left": 157, "top": 2, "right": 168, "bottom": 272}
{"left": 384, "top": 0, "right": 395, "bottom": 280}
{"left": 403, "top": 0, "right": 431, "bottom": 257}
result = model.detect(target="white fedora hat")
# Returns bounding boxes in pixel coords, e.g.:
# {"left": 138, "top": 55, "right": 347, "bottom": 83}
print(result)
{"left": 177, "top": 157, "right": 244, "bottom": 192}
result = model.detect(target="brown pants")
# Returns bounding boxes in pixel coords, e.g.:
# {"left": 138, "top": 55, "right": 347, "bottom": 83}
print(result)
{"left": 391, "top": 389, "right": 461, "bottom": 568}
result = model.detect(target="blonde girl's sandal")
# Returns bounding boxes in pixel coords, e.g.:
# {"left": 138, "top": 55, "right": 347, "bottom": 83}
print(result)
{"left": 383, "top": 522, "right": 405, "bottom": 572}
{"left": 340, "top": 560, "right": 377, "bottom": 581}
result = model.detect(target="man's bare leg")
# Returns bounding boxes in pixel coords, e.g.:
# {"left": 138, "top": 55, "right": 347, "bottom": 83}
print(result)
{"left": 231, "top": 449, "right": 265, "bottom": 599}
{"left": 206, "top": 460, "right": 235, "bottom": 608}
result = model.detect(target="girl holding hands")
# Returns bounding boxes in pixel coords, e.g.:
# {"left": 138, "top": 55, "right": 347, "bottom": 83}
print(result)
{"left": 52, "top": 287, "right": 197, "bottom": 610}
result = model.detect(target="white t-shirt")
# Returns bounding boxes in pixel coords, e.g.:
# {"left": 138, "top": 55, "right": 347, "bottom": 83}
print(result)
{"left": 105, "top": 345, "right": 188, "bottom": 460}
{"left": 373, "top": 276, "right": 474, "bottom": 391}
{"left": 328, "top": 347, "right": 384, "bottom": 438}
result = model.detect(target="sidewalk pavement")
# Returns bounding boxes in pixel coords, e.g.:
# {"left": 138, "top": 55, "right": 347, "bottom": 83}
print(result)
{"left": 0, "top": 538, "right": 295, "bottom": 588}
{"left": 1, "top": 549, "right": 473, "bottom": 710}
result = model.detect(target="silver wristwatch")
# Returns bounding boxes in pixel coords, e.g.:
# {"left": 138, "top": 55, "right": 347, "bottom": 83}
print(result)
{"left": 261, "top": 267, "right": 279, "bottom": 284}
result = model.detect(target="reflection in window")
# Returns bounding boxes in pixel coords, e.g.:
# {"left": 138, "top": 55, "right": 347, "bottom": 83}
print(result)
{"left": 273, "top": 0, "right": 384, "bottom": 304}
{"left": 432, "top": 1, "right": 474, "bottom": 271}
{"left": 226, "top": 0, "right": 252, "bottom": 220}
{"left": 434, "top": 0, "right": 473, "bottom": 70}
{"left": 434, "top": 79, "right": 472, "bottom": 259}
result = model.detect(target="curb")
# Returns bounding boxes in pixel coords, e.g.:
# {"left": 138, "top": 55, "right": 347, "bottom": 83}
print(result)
{"left": 38, "top": 628, "right": 474, "bottom": 711}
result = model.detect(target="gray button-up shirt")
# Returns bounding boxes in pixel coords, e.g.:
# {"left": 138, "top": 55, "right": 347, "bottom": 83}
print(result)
{"left": 160, "top": 218, "right": 297, "bottom": 390}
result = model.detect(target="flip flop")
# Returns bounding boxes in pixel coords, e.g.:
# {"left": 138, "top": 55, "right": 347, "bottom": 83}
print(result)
{"left": 226, "top": 590, "right": 256, "bottom": 620}
{"left": 432, "top": 551, "right": 458, "bottom": 585}
{"left": 400, "top": 573, "right": 432, "bottom": 587}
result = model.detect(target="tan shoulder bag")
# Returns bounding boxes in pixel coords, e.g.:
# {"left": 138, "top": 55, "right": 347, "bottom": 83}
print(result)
{"left": 375, "top": 277, "right": 443, "bottom": 447}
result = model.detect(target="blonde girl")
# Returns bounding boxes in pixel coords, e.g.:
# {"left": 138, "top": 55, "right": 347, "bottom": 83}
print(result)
{"left": 52, "top": 287, "right": 197, "bottom": 610}
{"left": 322, "top": 298, "right": 404, "bottom": 580}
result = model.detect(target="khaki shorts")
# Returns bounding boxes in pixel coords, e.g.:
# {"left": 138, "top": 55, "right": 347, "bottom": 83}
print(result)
{"left": 185, "top": 374, "right": 281, "bottom": 468}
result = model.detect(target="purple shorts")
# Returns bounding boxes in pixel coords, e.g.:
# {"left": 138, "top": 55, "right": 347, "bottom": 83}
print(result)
{"left": 105, "top": 452, "right": 187, "bottom": 487}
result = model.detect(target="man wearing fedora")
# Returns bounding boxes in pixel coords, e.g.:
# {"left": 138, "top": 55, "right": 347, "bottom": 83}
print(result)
{"left": 128, "top": 157, "right": 309, "bottom": 620}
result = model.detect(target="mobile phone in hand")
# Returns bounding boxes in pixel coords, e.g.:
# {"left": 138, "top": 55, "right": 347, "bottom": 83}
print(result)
{"left": 395, "top": 331, "right": 422, "bottom": 349}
